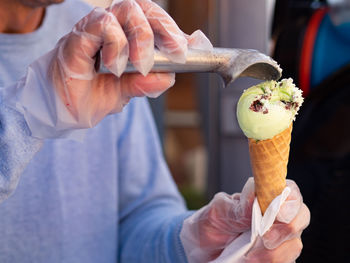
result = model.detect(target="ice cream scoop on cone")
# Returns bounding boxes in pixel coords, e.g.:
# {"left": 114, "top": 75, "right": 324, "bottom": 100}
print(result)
{"left": 236, "top": 78, "right": 303, "bottom": 214}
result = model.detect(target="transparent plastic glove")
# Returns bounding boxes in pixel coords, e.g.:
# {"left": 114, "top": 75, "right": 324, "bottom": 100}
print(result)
{"left": 186, "top": 30, "right": 214, "bottom": 51}
{"left": 4, "top": 0, "right": 212, "bottom": 139}
{"left": 244, "top": 181, "right": 310, "bottom": 263}
{"left": 110, "top": 0, "right": 188, "bottom": 69}
{"left": 180, "top": 178, "right": 310, "bottom": 263}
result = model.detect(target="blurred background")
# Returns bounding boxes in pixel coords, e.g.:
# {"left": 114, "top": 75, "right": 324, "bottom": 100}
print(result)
{"left": 86, "top": 0, "right": 350, "bottom": 262}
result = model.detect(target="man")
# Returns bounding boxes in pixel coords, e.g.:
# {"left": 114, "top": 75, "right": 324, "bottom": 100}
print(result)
{"left": 0, "top": 0, "right": 310, "bottom": 262}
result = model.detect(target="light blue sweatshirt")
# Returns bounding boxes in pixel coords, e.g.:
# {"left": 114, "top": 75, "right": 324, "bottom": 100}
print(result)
{"left": 0, "top": 1, "right": 191, "bottom": 262}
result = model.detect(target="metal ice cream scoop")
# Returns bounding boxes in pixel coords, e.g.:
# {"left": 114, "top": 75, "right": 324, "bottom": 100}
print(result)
{"left": 98, "top": 48, "right": 282, "bottom": 85}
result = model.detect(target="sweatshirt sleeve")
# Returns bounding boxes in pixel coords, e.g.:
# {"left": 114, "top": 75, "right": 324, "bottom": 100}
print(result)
{"left": 117, "top": 97, "right": 192, "bottom": 263}
{"left": 0, "top": 98, "right": 43, "bottom": 203}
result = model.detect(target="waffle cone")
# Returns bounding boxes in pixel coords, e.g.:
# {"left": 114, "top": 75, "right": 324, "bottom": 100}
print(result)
{"left": 248, "top": 124, "right": 293, "bottom": 214}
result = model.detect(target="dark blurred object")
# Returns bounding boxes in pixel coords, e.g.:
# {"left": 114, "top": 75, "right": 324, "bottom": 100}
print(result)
{"left": 272, "top": 0, "right": 328, "bottom": 86}
{"left": 288, "top": 65, "right": 350, "bottom": 263}
{"left": 272, "top": 0, "right": 327, "bottom": 37}
{"left": 273, "top": 1, "right": 350, "bottom": 262}
{"left": 275, "top": 2, "right": 350, "bottom": 97}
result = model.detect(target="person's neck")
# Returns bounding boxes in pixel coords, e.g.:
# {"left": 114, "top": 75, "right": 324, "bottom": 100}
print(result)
{"left": 0, "top": 1, "right": 45, "bottom": 34}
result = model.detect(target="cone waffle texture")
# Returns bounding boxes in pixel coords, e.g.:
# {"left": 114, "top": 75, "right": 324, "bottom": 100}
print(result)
{"left": 248, "top": 124, "right": 293, "bottom": 214}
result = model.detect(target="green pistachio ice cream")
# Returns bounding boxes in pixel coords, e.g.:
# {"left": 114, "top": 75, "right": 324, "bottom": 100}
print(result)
{"left": 236, "top": 78, "right": 303, "bottom": 140}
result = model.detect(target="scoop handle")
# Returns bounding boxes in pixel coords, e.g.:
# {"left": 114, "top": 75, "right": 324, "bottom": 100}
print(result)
{"left": 98, "top": 48, "right": 232, "bottom": 74}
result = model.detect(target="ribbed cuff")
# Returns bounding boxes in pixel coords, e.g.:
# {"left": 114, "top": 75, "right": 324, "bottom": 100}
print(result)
{"left": 170, "top": 211, "right": 195, "bottom": 263}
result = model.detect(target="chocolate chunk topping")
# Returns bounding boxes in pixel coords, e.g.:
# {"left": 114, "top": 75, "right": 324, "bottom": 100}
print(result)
{"left": 250, "top": 100, "right": 264, "bottom": 112}
{"left": 285, "top": 102, "right": 292, "bottom": 110}
{"left": 284, "top": 101, "right": 299, "bottom": 110}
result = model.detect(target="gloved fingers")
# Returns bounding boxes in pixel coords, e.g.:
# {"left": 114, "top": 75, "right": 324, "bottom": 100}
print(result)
{"left": 179, "top": 179, "right": 255, "bottom": 263}
{"left": 197, "top": 193, "right": 243, "bottom": 247}
{"left": 201, "top": 178, "right": 256, "bottom": 235}
{"left": 120, "top": 72, "right": 175, "bottom": 98}
{"left": 197, "top": 189, "right": 254, "bottom": 239}
{"left": 109, "top": 0, "right": 154, "bottom": 76}
{"left": 186, "top": 30, "right": 214, "bottom": 51}
{"left": 135, "top": 0, "right": 188, "bottom": 63}
{"left": 262, "top": 203, "right": 310, "bottom": 250}
{"left": 100, "top": 14, "right": 129, "bottom": 77}
{"left": 58, "top": 32, "right": 97, "bottom": 80}
{"left": 237, "top": 177, "right": 255, "bottom": 216}
{"left": 277, "top": 179, "right": 303, "bottom": 223}
{"left": 58, "top": 7, "right": 128, "bottom": 79}
{"left": 245, "top": 237, "right": 303, "bottom": 263}
{"left": 198, "top": 223, "right": 240, "bottom": 250}
{"left": 180, "top": 193, "right": 242, "bottom": 262}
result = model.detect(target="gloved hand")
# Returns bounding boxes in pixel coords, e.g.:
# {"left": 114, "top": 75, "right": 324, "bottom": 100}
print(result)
{"left": 180, "top": 178, "right": 310, "bottom": 263}
{"left": 6, "top": 0, "right": 212, "bottom": 139}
